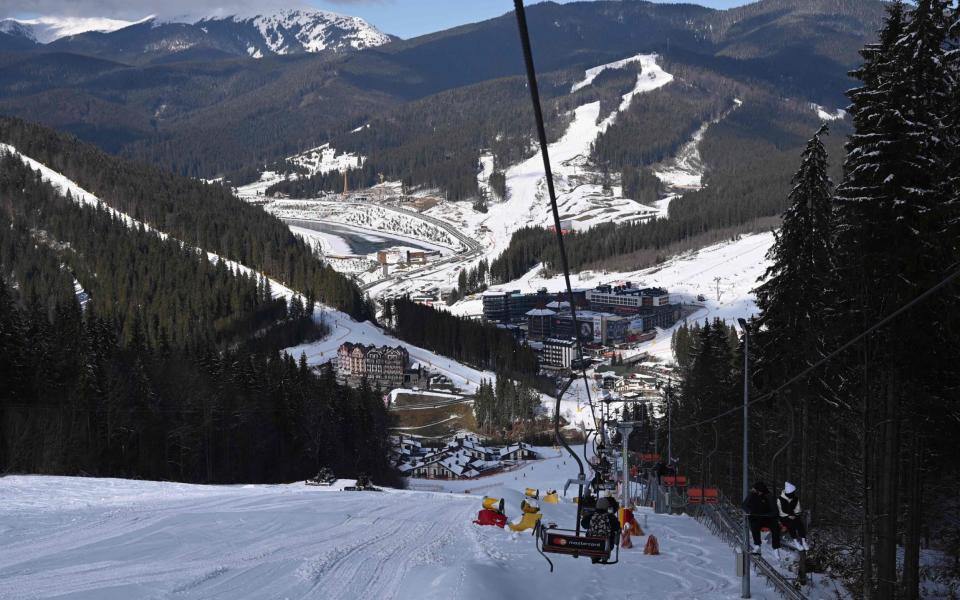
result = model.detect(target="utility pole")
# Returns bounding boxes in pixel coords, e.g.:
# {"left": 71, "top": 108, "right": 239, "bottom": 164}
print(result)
{"left": 737, "top": 317, "right": 751, "bottom": 599}
{"left": 666, "top": 378, "right": 673, "bottom": 465}
{"left": 714, "top": 276, "right": 722, "bottom": 302}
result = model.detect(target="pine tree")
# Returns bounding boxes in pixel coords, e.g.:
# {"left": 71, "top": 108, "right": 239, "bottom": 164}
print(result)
{"left": 947, "top": 4, "right": 960, "bottom": 249}
{"left": 0, "top": 276, "right": 29, "bottom": 412}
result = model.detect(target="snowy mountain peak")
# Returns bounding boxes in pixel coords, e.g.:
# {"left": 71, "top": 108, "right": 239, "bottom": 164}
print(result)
{"left": 2, "top": 9, "right": 391, "bottom": 58}
{"left": 0, "top": 19, "right": 37, "bottom": 42}
{"left": 217, "top": 8, "right": 392, "bottom": 55}
{"left": 0, "top": 16, "right": 144, "bottom": 43}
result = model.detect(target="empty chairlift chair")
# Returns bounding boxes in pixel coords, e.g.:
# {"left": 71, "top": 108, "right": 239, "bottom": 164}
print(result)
{"left": 535, "top": 520, "right": 619, "bottom": 572}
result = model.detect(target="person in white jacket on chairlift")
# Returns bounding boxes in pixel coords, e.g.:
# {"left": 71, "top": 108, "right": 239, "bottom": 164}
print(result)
{"left": 777, "top": 481, "right": 810, "bottom": 551}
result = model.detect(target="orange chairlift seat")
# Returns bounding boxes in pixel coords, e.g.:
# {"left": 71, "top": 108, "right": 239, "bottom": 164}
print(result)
{"left": 661, "top": 475, "right": 688, "bottom": 487}
{"left": 688, "top": 487, "right": 720, "bottom": 504}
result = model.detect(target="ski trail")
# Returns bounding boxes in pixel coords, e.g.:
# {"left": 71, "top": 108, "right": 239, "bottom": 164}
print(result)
{"left": 0, "top": 474, "right": 786, "bottom": 600}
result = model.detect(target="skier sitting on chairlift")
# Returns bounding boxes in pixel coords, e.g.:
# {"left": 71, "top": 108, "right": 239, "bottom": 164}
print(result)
{"left": 742, "top": 481, "right": 781, "bottom": 556}
{"left": 777, "top": 482, "right": 810, "bottom": 551}
{"left": 587, "top": 495, "right": 620, "bottom": 563}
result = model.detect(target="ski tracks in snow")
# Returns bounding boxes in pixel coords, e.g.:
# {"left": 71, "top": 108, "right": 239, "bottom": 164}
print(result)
{"left": 0, "top": 477, "right": 782, "bottom": 599}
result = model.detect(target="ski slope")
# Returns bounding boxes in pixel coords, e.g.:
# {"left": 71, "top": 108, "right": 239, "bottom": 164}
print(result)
{"left": 0, "top": 454, "right": 785, "bottom": 600}
{"left": 652, "top": 99, "right": 742, "bottom": 216}
{"left": 482, "top": 54, "right": 672, "bottom": 256}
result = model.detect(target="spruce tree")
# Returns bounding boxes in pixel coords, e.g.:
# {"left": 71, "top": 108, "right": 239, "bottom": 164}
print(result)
{"left": 752, "top": 125, "right": 835, "bottom": 501}
{"left": 833, "top": 2, "right": 956, "bottom": 597}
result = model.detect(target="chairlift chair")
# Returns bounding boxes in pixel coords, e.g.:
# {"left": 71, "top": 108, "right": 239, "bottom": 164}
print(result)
{"left": 535, "top": 521, "right": 619, "bottom": 572}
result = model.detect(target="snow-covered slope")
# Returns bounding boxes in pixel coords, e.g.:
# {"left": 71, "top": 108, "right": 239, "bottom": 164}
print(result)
{"left": 480, "top": 54, "right": 674, "bottom": 256}
{"left": 0, "top": 143, "right": 487, "bottom": 394}
{"left": 810, "top": 103, "right": 846, "bottom": 122}
{"left": 451, "top": 231, "right": 774, "bottom": 362}
{"left": 13, "top": 9, "right": 391, "bottom": 60}
{"left": 288, "top": 143, "right": 366, "bottom": 176}
{"left": 651, "top": 98, "right": 742, "bottom": 216}
{"left": 230, "top": 9, "right": 392, "bottom": 55}
{"left": 0, "top": 458, "right": 785, "bottom": 599}
{"left": 0, "top": 16, "right": 142, "bottom": 43}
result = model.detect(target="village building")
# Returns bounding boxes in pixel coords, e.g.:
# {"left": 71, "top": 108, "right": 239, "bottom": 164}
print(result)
{"left": 337, "top": 342, "right": 410, "bottom": 389}
{"left": 391, "top": 434, "right": 539, "bottom": 480}
{"left": 542, "top": 338, "right": 577, "bottom": 369}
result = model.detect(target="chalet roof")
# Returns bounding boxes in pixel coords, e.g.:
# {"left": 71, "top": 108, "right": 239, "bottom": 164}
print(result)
{"left": 499, "top": 443, "right": 532, "bottom": 458}
{"left": 338, "top": 342, "right": 410, "bottom": 358}
{"left": 438, "top": 451, "right": 481, "bottom": 477}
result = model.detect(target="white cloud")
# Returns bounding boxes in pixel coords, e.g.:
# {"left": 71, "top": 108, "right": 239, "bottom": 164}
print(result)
{"left": 3, "top": 0, "right": 303, "bottom": 21}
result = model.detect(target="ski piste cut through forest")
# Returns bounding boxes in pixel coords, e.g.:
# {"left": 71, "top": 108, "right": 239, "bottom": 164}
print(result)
{"left": 0, "top": 0, "right": 959, "bottom": 598}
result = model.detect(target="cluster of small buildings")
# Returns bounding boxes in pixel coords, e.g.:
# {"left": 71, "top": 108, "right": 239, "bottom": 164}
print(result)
{"left": 391, "top": 434, "right": 539, "bottom": 479}
{"left": 594, "top": 367, "right": 662, "bottom": 399}
{"left": 481, "top": 282, "right": 681, "bottom": 370}
{"left": 337, "top": 342, "right": 422, "bottom": 390}
{"left": 375, "top": 246, "right": 440, "bottom": 266}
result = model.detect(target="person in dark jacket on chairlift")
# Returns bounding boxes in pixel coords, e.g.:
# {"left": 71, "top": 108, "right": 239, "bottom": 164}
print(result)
{"left": 742, "top": 481, "right": 781, "bottom": 556}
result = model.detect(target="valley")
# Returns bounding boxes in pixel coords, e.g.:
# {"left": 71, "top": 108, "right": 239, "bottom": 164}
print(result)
{"left": 2, "top": 1, "right": 958, "bottom": 598}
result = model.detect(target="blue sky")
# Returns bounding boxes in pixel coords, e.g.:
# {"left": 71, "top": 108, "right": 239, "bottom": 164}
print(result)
{"left": 312, "top": 0, "right": 754, "bottom": 39}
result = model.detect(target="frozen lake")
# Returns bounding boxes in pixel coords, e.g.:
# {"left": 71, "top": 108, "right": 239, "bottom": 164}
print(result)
{"left": 284, "top": 219, "right": 439, "bottom": 256}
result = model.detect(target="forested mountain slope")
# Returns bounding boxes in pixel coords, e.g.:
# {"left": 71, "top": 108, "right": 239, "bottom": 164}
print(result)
{"left": 0, "top": 0, "right": 885, "bottom": 183}
{"left": 0, "top": 117, "right": 372, "bottom": 320}
{"left": 0, "top": 149, "right": 394, "bottom": 484}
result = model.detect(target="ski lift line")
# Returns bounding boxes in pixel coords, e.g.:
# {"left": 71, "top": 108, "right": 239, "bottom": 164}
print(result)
{"left": 512, "top": 0, "right": 599, "bottom": 440}
{"left": 676, "top": 263, "right": 960, "bottom": 432}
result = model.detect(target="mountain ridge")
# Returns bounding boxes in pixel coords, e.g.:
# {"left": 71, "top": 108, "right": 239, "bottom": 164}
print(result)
{"left": 0, "top": 9, "right": 394, "bottom": 64}
{"left": 0, "top": 0, "right": 884, "bottom": 182}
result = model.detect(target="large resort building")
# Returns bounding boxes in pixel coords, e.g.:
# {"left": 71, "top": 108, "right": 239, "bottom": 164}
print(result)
{"left": 337, "top": 342, "right": 410, "bottom": 389}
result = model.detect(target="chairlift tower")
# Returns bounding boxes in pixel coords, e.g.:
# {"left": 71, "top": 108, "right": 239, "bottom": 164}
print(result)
{"left": 616, "top": 420, "right": 641, "bottom": 510}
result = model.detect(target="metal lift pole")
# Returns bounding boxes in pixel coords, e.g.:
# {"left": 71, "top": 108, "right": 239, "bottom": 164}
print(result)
{"left": 738, "top": 317, "right": 751, "bottom": 599}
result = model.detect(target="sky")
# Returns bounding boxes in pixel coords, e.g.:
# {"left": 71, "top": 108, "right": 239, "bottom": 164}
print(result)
{"left": 5, "top": 0, "right": 756, "bottom": 39}
{"left": 308, "top": 0, "right": 753, "bottom": 39}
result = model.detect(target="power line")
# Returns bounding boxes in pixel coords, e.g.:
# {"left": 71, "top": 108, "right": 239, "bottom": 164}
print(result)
{"left": 675, "top": 263, "right": 960, "bottom": 432}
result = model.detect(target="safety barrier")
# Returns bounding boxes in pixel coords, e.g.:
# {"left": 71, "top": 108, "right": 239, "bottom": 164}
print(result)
{"left": 696, "top": 495, "right": 809, "bottom": 600}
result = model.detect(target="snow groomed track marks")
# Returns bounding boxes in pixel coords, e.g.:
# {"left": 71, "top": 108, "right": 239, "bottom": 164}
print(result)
{"left": 0, "top": 481, "right": 474, "bottom": 600}
{"left": 0, "top": 460, "right": 786, "bottom": 600}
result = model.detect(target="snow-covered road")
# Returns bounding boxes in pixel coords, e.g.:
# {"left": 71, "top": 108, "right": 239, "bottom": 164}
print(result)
{"left": 0, "top": 451, "right": 783, "bottom": 600}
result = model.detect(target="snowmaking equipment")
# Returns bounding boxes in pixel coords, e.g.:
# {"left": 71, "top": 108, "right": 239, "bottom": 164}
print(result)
{"left": 509, "top": 499, "right": 543, "bottom": 532}
{"left": 483, "top": 497, "right": 505, "bottom": 512}
{"left": 474, "top": 497, "right": 508, "bottom": 528}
